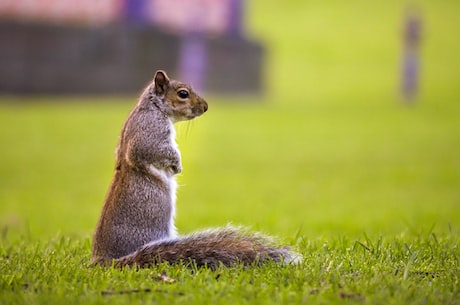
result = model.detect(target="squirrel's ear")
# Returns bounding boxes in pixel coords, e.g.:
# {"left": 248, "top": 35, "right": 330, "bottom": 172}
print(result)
{"left": 154, "top": 70, "right": 170, "bottom": 96}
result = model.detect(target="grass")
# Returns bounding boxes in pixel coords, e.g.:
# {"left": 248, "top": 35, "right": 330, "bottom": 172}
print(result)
{"left": 1, "top": 0, "right": 460, "bottom": 304}
{"left": 0, "top": 233, "right": 458, "bottom": 305}
{"left": 1, "top": 233, "right": 459, "bottom": 305}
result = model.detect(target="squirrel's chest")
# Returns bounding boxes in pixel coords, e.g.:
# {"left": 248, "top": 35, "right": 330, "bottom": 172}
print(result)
{"left": 168, "top": 120, "right": 179, "bottom": 153}
{"left": 148, "top": 120, "right": 180, "bottom": 185}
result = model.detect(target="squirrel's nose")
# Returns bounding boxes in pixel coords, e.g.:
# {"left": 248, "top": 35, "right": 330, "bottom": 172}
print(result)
{"left": 203, "top": 103, "right": 208, "bottom": 112}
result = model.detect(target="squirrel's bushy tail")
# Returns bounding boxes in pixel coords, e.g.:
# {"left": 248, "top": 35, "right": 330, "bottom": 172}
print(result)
{"left": 113, "top": 226, "right": 301, "bottom": 269}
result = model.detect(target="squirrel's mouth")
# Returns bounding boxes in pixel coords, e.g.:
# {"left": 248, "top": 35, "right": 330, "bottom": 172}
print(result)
{"left": 192, "top": 103, "right": 208, "bottom": 115}
{"left": 175, "top": 103, "right": 207, "bottom": 121}
{"left": 186, "top": 113, "right": 200, "bottom": 120}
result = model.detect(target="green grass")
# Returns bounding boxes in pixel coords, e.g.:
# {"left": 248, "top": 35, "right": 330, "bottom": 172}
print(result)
{"left": 1, "top": 234, "right": 458, "bottom": 305}
{"left": 1, "top": 0, "right": 460, "bottom": 304}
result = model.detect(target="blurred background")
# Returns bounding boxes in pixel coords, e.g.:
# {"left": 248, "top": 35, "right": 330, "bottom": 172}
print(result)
{"left": 0, "top": 0, "right": 459, "bottom": 240}
{"left": 0, "top": 0, "right": 263, "bottom": 94}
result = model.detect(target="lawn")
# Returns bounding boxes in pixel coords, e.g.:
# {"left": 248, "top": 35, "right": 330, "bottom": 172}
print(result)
{"left": 1, "top": 0, "right": 460, "bottom": 304}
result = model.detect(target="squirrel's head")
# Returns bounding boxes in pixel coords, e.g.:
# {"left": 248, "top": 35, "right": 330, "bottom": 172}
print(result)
{"left": 151, "top": 70, "right": 208, "bottom": 122}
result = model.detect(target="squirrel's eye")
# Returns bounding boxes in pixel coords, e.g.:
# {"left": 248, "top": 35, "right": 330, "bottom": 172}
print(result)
{"left": 177, "top": 90, "right": 189, "bottom": 99}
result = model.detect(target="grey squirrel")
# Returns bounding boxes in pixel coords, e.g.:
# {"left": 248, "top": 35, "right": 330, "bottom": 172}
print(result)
{"left": 91, "top": 70, "right": 300, "bottom": 269}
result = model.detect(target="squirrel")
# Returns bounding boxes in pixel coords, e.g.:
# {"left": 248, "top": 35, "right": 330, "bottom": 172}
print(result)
{"left": 91, "top": 70, "right": 300, "bottom": 269}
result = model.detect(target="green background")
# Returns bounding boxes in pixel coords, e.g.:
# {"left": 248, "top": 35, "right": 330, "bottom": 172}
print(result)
{"left": 1, "top": 0, "right": 458, "bottom": 240}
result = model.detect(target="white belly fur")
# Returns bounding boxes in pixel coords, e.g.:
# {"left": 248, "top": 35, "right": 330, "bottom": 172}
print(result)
{"left": 147, "top": 164, "right": 178, "bottom": 239}
{"left": 145, "top": 119, "right": 180, "bottom": 239}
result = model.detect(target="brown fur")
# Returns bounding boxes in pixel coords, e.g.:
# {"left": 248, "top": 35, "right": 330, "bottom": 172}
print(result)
{"left": 91, "top": 71, "right": 300, "bottom": 269}
{"left": 113, "top": 226, "right": 297, "bottom": 269}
